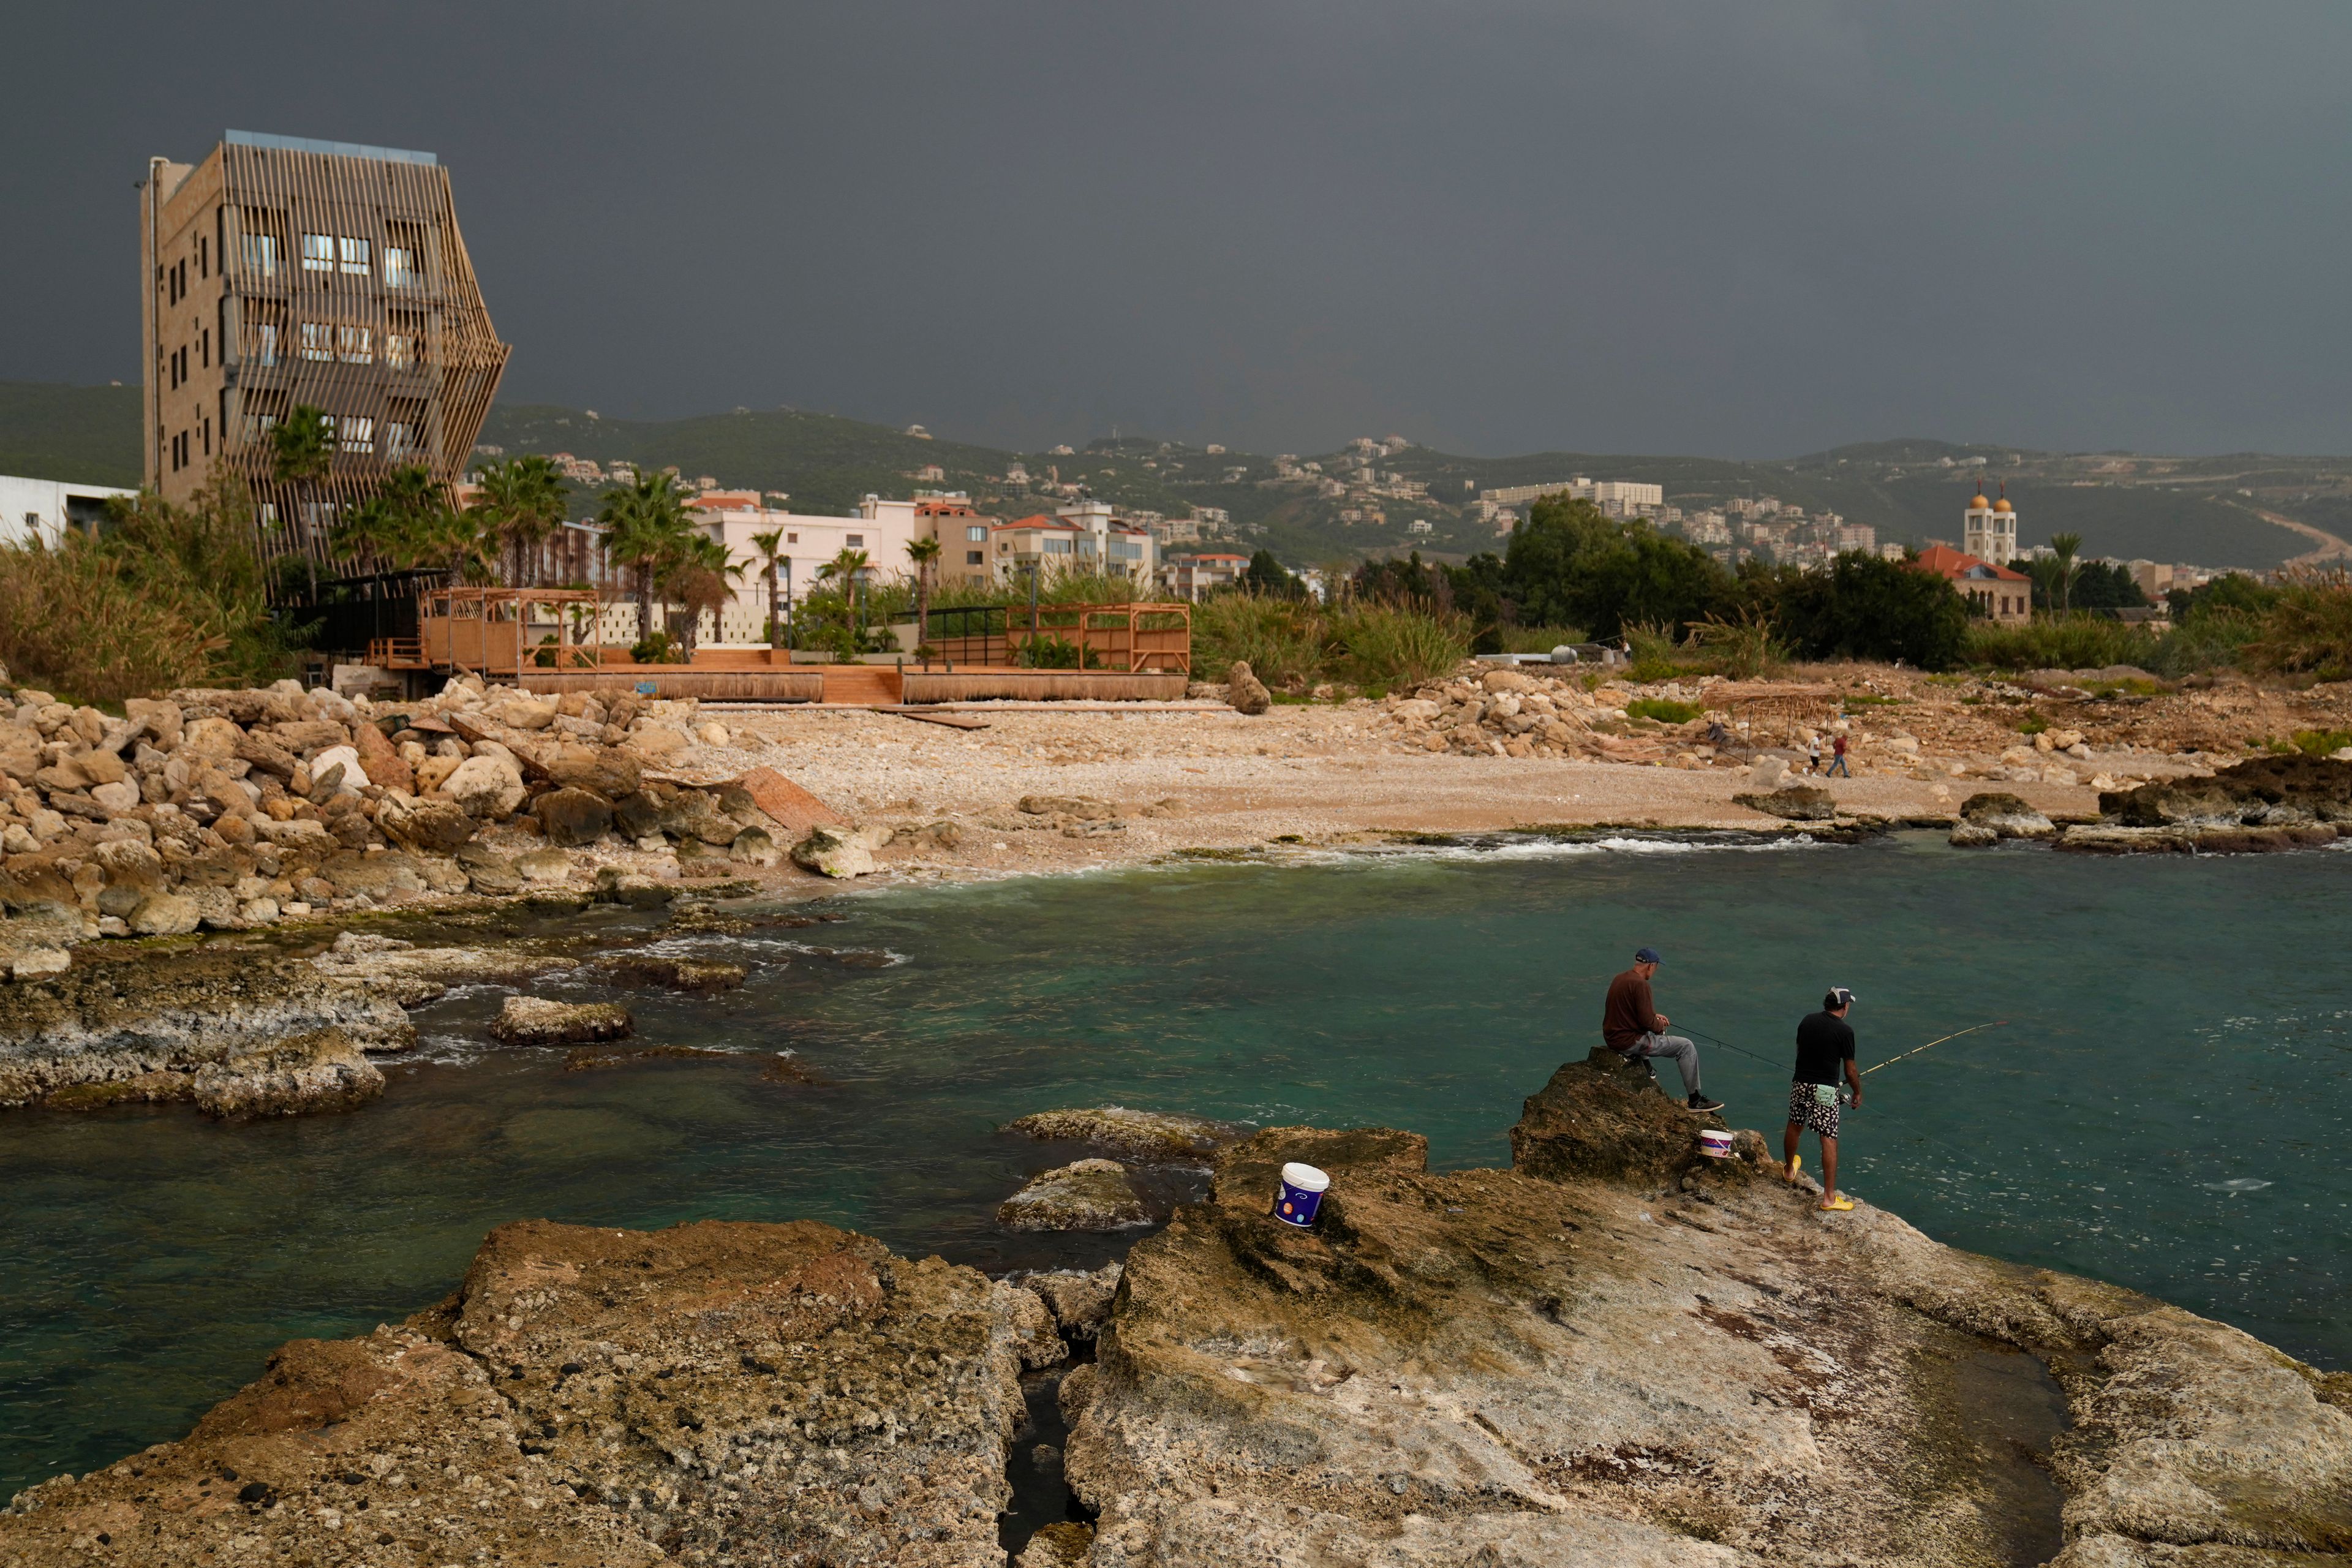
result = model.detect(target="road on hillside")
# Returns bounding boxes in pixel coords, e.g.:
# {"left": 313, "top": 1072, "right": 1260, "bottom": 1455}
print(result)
{"left": 2255, "top": 507, "right": 2352, "bottom": 568}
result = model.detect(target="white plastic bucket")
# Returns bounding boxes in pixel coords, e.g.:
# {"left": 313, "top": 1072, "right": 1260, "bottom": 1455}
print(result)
{"left": 1697, "top": 1129, "right": 1735, "bottom": 1159}
{"left": 1273, "top": 1161, "right": 1330, "bottom": 1227}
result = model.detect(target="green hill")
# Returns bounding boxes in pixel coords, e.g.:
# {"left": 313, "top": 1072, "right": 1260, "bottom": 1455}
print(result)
{"left": 0, "top": 382, "right": 143, "bottom": 486}
{"left": 1, "top": 379, "right": 2340, "bottom": 570}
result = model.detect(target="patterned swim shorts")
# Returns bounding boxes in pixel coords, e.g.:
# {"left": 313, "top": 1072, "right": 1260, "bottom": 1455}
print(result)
{"left": 1788, "top": 1082, "right": 1841, "bottom": 1139}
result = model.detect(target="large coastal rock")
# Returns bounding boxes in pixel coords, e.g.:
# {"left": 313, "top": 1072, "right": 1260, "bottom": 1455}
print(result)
{"left": 0, "top": 944, "right": 413, "bottom": 1111}
{"left": 998, "top": 1159, "right": 1152, "bottom": 1232}
{"left": 1004, "top": 1105, "right": 1245, "bottom": 1163}
{"left": 308, "top": 930, "right": 581, "bottom": 1007}
{"left": 1061, "top": 1060, "right": 2352, "bottom": 1567}
{"left": 488, "top": 996, "right": 633, "bottom": 1045}
{"left": 2078, "top": 753, "right": 2352, "bottom": 851}
{"left": 0, "top": 1219, "right": 1029, "bottom": 1566}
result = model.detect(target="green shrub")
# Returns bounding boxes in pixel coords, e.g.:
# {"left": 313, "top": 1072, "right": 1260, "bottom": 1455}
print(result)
{"left": 1962, "top": 615, "right": 2163, "bottom": 673}
{"left": 1490, "top": 623, "right": 1588, "bottom": 654}
{"left": 1681, "top": 605, "right": 1786, "bottom": 679}
{"left": 0, "top": 474, "right": 301, "bottom": 703}
{"left": 2274, "top": 727, "right": 2352, "bottom": 758}
{"left": 1327, "top": 602, "right": 1472, "bottom": 688}
{"left": 2245, "top": 573, "right": 2352, "bottom": 680}
{"left": 1191, "top": 592, "right": 1324, "bottom": 685}
{"left": 1626, "top": 697, "right": 1700, "bottom": 723}
{"left": 2017, "top": 712, "right": 2049, "bottom": 735}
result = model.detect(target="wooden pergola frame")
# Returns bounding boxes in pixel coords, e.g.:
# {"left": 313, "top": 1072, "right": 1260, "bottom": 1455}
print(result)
{"left": 418, "top": 586, "right": 605, "bottom": 676}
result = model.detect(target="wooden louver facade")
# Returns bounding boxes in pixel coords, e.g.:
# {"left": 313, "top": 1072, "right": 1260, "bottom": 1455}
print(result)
{"left": 140, "top": 130, "right": 510, "bottom": 568}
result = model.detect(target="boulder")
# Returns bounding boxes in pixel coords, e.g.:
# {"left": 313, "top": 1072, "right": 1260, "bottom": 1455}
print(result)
{"left": 791, "top": 823, "right": 889, "bottom": 879}
{"left": 308, "top": 744, "right": 370, "bottom": 793}
{"left": 89, "top": 780, "right": 141, "bottom": 815}
{"left": 190, "top": 1027, "right": 385, "bottom": 1120}
{"left": 546, "top": 744, "right": 641, "bottom": 800}
{"left": 271, "top": 719, "right": 350, "bottom": 753}
{"left": 695, "top": 720, "right": 731, "bottom": 747}
{"left": 1003, "top": 1105, "right": 1245, "bottom": 1163}
{"left": 494, "top": 698, "right": 558, "bottom": 730}
{"left": 535, "top": 786, "right": 614, "bottom": 846}
{"left": 1018, "top": 1262, "right": 1125, "bottom": 1342}
{"left": 488, "top": 996, "right": 633, "bottom": 1046}
{"left": 128, "top": 890, "right": 202, "bottom": 935}
{"left": 414, "top": 752, "right": 464, "bottom": 794}
{"left": 1949, "top": 821, "right": 2001, "bottom": 848}
{"left": 352, "top": 719, "right": 413, "bottom": 793}
{"left": 441, "top": 754, "right": 527, "bottom": 818}
{"left": 514, "top": 848, "right": 575, "bottom": 884}
{"left": 624, "top": 725, "right": 691, "bottom": 762}
{"left": 1226, "top": 660, "right": 1272, "bottom": 715}
{"left": 592, "top": 866, "right": 675, "bottom": 909}
{"left": 729, "top": 826, "right": 780, "bottom": 865}
{"left": 996, "top": 1158, "right": 1151, "bottom": 1232}
{"left": 180, "top": 716, "right": 243, "bottom": 758}
{"left": 1733, "top": 784, "right": 1838, "bottom": 821}
{"left": 1958, "top": 790, "right": 2057, "bottom": 839}
{"left": 374, "top": 794, "right": 476, "bottom": 856}
{"left": 123, "top": 697, "right": 183, "bottom": 750}
{"left": 1508, "top": 1047, "right": 1727, "bottom": 1185}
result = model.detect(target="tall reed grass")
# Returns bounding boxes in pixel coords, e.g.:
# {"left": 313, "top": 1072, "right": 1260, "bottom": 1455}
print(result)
{"left": 1191, "top": 592, "right": 1472, "bottom": 691}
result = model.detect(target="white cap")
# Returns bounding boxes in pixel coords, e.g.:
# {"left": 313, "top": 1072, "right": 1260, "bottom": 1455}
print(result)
{"left": 1280, "top": 1161, "right": 1330, "bottom": 1193}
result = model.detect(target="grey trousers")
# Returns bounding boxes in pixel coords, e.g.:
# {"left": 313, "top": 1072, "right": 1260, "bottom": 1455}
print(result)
{"left": 1622, "top": 1032, "right": 1703, "bottom": 1098}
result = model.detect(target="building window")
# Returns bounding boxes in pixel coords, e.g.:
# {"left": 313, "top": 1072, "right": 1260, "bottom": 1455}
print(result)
{"left": 301, "top": 233, "right": 334, "bottom": 272}
{"left": 384, "top": 331, "right": 412, "bottom": 369}
{"left": 200, "top": 235, "right": 209, "bottom": 279}
{"left": 202, "top": 418, "right": 211, "bottom": 457}
{"left": 256, "top": 323, "right": 279, "bottom": 366}
{"left": 966, "top": 550, "right": 984, "bottom": 565}
{"left": 338, "top": 236, "right": 372, "bottom": 276}
{"left": 382, "top": 245, "right": 417, "bottom": 288}
{"left": 336, "top": 325, "right": 372, "bottom": 364}
{"left": 786, "top": 532, "right": 798, "bottom": 544}
{"left": 299, "top": 322, "right": 333, "bottom": 361}
{"left": 967, "top": 525, "right": 987, "bottom": 542}
{"left": 845, "top": 534, "right": 864, "bottom": 548}
{"left": 383, "top": 421, "right": 413, "bottom": 459}
{"left": 201, "top": 328, "right": 210, "bottom": 369}
{"left": 243, "top": 222, "right": 280, "bottom": 279}
{"left": 338, "top": 416, "right": 374, "bottom": 453}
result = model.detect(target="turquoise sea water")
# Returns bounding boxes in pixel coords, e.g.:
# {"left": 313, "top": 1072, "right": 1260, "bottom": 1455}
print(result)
{"left": 4, "top": 831, "right": 2350, "bottom": 1494}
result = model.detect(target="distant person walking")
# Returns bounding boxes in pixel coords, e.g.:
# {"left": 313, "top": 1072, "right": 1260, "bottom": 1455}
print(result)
{"left": 1806, "top": 735, "right": 1823, "bottom": 774}
{"left": 1825, "top": 734, "right": 1851, "bottom": 778}
{"left": 1785, "top": 987, "right": 1863, "bottom": 1211}
{"left": 1602, "top": 948, "right": 1724, "bottom": 1114}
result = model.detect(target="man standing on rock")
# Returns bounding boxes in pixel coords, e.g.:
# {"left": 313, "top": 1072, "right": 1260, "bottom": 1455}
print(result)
{"left": 1602, "top": 948, "right": 1724, "bottom": 1114}
{"left": 1785, "top": 987, "right": 1863, "bottom": 1212}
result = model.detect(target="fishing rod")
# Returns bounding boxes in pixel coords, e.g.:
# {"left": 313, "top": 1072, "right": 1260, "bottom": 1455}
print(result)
{"left": 1676, "top": 1023, "right": 1787, "bottom": 1070}
{"left": 1863, "top": 1020, "right": 2006, "bottom": 1076}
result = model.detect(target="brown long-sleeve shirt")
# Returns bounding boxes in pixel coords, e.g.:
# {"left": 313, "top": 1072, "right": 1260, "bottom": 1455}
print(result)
{"left": 1602, "top": 969, "right": 1661, "bottom": 1050}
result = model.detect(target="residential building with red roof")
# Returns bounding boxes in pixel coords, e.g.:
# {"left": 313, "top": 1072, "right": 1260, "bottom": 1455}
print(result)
{"left": 1910, "top": 542, "right": 2033, "bottom": 625}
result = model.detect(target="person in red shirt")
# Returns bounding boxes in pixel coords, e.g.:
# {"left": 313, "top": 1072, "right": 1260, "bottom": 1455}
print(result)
{"left": 1600, "top": 947, "right": 1722, "bottom": 1113}
{"left": 1825, "top": 733, "right": 1851, "bottom": 778}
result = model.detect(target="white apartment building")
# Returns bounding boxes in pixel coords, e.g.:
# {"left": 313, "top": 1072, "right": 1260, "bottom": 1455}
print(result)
{"left": 988, "top": 499, "right": 1158, "bottom": 587}
{"left": 0, "top": 473, "right": 139, "bottom": 546}
{"left": 687, "top": 492, "right": 935, "bottom": 644}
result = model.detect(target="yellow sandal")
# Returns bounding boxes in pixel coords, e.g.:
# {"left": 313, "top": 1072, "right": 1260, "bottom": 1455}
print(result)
{"left": 1819, "top": 1194, "right": 1854, "bottom": 1212}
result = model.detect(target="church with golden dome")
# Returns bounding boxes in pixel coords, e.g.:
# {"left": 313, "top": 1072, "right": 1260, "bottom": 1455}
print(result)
{"left": 1964, "top": 482, "right": 2018, "bottom": 564}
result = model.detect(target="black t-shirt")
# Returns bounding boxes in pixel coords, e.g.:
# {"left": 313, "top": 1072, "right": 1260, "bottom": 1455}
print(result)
{"left": 1793, "top": 1011, "right": 1856, "bottom": 1085}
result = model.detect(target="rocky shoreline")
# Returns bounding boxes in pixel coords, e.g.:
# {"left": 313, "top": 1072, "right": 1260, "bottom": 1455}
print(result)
{"left": 7, "top": 1054, "right": 2346, "bottom": 1566}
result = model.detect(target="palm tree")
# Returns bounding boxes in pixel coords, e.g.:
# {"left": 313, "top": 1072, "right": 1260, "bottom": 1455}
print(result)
{"left": 663, "top": 534, "right": 736, "bottom": 660}
{"left": 472, "top": 455, "right": 570, "bottom": 586}
{"left": 2048, "top": 532, "right": 2083, "bottom": 616}
{"left": 905, "top": 535, "right": 942, "bottom": 649}
{"left": 599, "top": 471, "right": 695, "bottom": 647}
{"left": 332, "top": 494, "right": 404, "bottom": 578}
{"left": 818, "top": 546, "right": 873, "bottom": 645}
{"left": 749, "top": 529, "right": 790, "bottom": 649}
{"left": 270, "top": 403, "right": 334, "bottom": 595}
{"left": 412, "top": 503, "right": 496, "bottom": 586}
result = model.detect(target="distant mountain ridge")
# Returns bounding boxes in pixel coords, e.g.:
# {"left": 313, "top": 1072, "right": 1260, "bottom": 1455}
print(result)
{"left": 0, "top": 380, "right": 2330, "bottom": 570}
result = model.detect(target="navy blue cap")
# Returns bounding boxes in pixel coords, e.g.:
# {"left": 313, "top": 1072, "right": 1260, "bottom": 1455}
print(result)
{"left": 1634, "top": 947, "right": 1662, "bottom": 964}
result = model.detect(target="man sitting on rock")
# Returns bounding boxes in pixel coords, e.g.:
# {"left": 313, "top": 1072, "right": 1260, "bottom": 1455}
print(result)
{"left": 1785, "top": 987, "right": 1863, "bottom": 1212}
{"left": 1602, "top": 947, "right": 1723, "bottom": 1113}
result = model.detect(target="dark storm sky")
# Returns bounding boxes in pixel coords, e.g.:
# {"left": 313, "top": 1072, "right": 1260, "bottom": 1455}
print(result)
{"left": 8, "top": 2, "right": 2350, "bottom": 458}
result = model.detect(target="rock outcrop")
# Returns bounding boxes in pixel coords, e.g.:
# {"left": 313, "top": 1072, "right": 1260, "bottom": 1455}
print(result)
{"left": 1003, "top": 1105, "right": 1246, "bottom": 1163}
{"left": 488, "top": 996, "right": 633, "bottom": 1046}
{"left": 2069, "top": 753, "right": 2352, "bottom": 852}
{"left": 0, "top": 1219, "right": 1029, "bottom": 1566}
{"left": 1060, "top": 1060, "right": 2352, "bottom": 1566}
{"left": 998, "top": 1159, "right": 1152, "bottom": 1232}
{"left": 0, "top": 944, "right": 413, "bottom": 1112}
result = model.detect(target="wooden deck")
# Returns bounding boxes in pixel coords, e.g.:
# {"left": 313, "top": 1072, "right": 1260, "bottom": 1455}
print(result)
{"left": 489, "top": 661, "right": 1182, "bottom": 707}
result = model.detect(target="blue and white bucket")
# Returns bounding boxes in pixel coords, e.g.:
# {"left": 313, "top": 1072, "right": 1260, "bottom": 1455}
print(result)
{"left": 1697, "top": 1128, "right": 1735, "bottom": 1160}
{"left": 1272, "top": 1161, "right": 1330, "bottom": 1228}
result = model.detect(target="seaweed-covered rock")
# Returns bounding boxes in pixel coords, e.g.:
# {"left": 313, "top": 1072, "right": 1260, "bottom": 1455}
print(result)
{"left": 1003, "top": 1105, "right": 1245, "bottom": 1163}
{"left": 190, "top": 1027, "right": 385, "bottom": 1120}
{"left": 590, "top": 954, "right": 745, "bottom": 993}
{"left": 997, "top": 1159, "right": 1151, "bottom": 1232}
{"left": 2101, "top": 753, "right": 2352, "bottom": 827}
{"left": 1958, "top": 790, "right": 2056, "bottom": 839}
{"left": 1732, "top": 783, "right": 1837, "bottom": 821}
{"left": 488, "top": 997, "right": 633, "bottom": 1046}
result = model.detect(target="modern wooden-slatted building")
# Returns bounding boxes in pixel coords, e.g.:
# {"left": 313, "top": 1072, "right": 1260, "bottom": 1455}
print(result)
{"left": 139, "top": 130, "right": 508, "bottom": 565}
